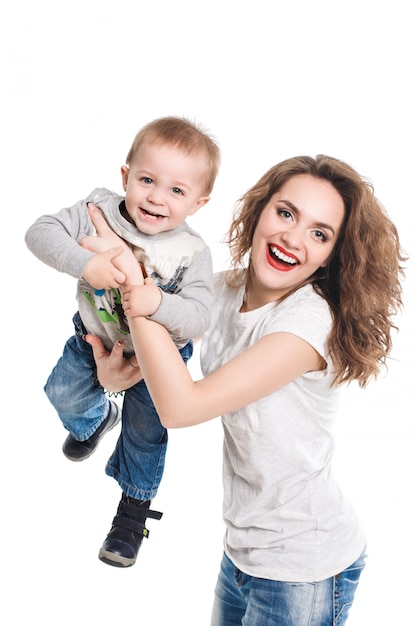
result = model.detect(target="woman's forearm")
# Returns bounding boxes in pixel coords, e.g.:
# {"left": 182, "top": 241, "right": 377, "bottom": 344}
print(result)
{"left": 128, "top": 311, "right": 257, "bottom": 428}
{"left": 127, "top": 315, "right": 210, "bottom": 427}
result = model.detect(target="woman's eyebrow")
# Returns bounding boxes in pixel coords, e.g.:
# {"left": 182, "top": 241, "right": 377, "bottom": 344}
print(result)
{"left": 279, "top": 199, "right": 297, "bottom": 211}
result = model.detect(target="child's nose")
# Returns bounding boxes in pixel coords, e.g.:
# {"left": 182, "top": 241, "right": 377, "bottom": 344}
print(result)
{"left": 147, "top": 187, "right": 165, "bottom": 206}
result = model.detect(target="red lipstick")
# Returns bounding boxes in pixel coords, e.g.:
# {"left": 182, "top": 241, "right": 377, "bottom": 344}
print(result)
{"left": 266, "top": 244, "right": 299, "bottom": 272}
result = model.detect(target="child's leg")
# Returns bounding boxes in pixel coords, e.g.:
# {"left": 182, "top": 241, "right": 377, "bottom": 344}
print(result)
{"left": 106, "top": 340, "right": 193, "bottom": 499}
{"left": 99, "top": 340, "right": 193, "bottom": 567}
{"left": 44, "top": 312, "right": 113, "bottom": 441}
{"left": 105, "top": 379, "right": 167, "bottom": 499}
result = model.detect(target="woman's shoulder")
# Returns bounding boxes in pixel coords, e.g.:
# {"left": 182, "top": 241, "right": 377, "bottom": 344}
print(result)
{"left": 212, "top": 270, "right": 245, "bottom": 304}
{"left": 270, "top": 286, "right": 333, "bottom": 337}
{"left": 284, "top": 283, "right": 331, "bottom": 315}
{"left": 267, "top": 285, "right": 333, "bottom": 356}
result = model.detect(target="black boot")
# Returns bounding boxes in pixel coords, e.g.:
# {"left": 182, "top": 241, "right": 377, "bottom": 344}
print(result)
{"left": 99, "top": 493, "right": 163, "bottom": 568}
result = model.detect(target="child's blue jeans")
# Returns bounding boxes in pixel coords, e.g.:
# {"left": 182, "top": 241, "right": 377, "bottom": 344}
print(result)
{"left": 44, "top": 312, "right": 192, "bottom": 500}
{"left": 210, "top": 550, "right": 366, "bottom": 626}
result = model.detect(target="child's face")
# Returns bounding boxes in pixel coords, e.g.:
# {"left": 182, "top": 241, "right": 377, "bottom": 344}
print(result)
{"left": 250, "top": 174, "right": 345, "bottom": 304}
{"left": 121, "top": 143, "right": 210, "bottom": 235}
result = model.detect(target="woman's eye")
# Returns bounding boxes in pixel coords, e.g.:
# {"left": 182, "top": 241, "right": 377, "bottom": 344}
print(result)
{"left": 277, "top": 208, "right": 292, "bottom": 219}
{"left": 314, "top": 230, "right": 328, "bottom": 242}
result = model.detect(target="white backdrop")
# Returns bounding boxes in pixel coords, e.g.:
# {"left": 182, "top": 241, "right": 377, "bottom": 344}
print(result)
{"left": 2, "top": 1, "right": 416, "bottom": 624}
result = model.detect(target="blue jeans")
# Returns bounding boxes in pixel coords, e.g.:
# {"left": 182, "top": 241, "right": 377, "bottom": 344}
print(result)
{"left": 45, "top": 312, "right": 193, "bottom": 500}
{"left": 210, "top": 550, "right": 367, "bottom": 626}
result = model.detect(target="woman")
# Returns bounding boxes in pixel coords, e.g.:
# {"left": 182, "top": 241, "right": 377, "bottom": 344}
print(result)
{"left": 85, "top": 155, "right": 405, "bottom": 625}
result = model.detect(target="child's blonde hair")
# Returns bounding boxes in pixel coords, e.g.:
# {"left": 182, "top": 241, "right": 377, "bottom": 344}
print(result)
{"left": 126, "top": 116, "right": 221, "bottom": 195}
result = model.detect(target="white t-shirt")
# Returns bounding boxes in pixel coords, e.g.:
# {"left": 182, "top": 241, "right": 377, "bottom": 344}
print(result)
{"left": 200, "top": 272, "right": 366, "bottom": 582}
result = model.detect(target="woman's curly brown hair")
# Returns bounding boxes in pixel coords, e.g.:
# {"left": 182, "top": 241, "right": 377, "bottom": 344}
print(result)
{"left": 227, "top": 155, "right": 407, "bottom": 387}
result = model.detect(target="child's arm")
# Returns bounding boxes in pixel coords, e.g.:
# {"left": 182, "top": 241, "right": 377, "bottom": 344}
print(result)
{"left": 25, "top": 197, "right": 95, "bottom": 279}
{"left": 147, "top": 246, "right": 213, "bottom": 338}
{"left": 25, "top": 189, "right": 130, "bottom": 286}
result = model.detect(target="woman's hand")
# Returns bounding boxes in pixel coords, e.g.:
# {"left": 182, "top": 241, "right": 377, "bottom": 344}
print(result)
{"left": 81, "top": 203, "right": 131, "bottom": 252}
{"left": 80, "top": 204, "right": 144, "bottom": 286}
{"left": 85, "top": 334, "right": 143, "bottom": 392}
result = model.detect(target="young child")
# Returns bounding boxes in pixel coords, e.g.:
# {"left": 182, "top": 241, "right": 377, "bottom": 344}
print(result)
{"left": 25, "top": 116, "right": 221, "bottom": 568}
{"left": 85, "top": 154, "right": 405, "bottom": 624}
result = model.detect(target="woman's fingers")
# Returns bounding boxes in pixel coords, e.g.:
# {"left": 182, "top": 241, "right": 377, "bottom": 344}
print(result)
{"left": 84, "top": 335, "right": 142, "bottom": 391}
{"left": 87, "top": 203, "right": 115, "bottom": 237}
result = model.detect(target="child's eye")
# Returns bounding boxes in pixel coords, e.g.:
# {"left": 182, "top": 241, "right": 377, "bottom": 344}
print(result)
{"left": 141, "top": 177, "right": 154, "bottom": 185}
{"left": 172, "top": 187, "right": 184, "bottom": 195}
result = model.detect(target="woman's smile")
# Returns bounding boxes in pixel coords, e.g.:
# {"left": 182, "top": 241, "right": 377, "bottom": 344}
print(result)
{"left": 266, "top": 243, "right": 300, "bottom": 271}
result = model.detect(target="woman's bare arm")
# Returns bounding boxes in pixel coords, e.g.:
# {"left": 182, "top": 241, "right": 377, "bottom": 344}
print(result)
{"left": 126, "top": 312, "right": 323, "bottom": 428}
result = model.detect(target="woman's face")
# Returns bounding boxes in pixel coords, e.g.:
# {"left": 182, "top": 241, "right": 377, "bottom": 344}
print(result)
{"left": 249, "top": 174, "right": 345, "bottom": 306}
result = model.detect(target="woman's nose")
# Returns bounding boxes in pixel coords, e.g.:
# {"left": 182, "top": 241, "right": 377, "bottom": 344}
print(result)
{"left": 281, "top": 226, "right": 302, "bottom": 249}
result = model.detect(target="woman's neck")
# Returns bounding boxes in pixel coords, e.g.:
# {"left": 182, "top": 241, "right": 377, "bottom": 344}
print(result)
{"left": 242, "top": 271, "right": 301, "bottom": 312}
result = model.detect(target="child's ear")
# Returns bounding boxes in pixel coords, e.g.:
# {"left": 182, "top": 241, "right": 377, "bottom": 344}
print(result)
{"left": 189, "top": 196, "right": 210, "bottom": 215}
{"left": 121, "top": 165, "right": 129, "bottom": 191}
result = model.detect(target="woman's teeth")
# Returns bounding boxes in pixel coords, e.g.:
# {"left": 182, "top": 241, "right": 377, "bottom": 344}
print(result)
{"left": 269, "top": 245, "right": 297, "bottom": 265}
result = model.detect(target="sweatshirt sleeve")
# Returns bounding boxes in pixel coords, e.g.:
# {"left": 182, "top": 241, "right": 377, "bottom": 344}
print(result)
{"left": 25, "top": 193, "right": 98, "bottom": 279}
{"left": 149, "top": 244, "right": 214, "bottom": 339}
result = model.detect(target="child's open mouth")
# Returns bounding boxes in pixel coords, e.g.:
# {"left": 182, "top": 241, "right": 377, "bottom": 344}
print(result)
{"left": 139, "top": 207, "right": 166, "bottom": 221}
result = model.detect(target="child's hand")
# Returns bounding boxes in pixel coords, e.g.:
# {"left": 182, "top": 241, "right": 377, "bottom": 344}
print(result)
{"left": 82, "top": 247, "right": 126, "bottom": 289}
{"left": 122, "top": 278, "right": 162, "bottom": 317}
{"left": 81, "top": 203, "right": 144, "bottom": 286}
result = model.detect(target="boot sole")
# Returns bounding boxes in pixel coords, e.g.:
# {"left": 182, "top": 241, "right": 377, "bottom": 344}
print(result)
{"left": 98, "top": 548, "right": 136, "bottom": 568}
